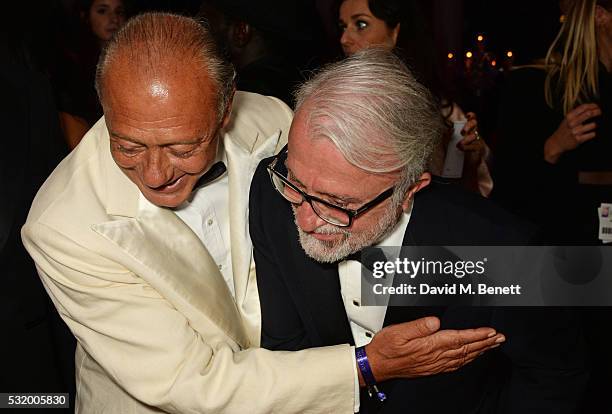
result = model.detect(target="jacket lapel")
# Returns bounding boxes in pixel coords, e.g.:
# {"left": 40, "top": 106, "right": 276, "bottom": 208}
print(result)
{"left": 92, "top": 206, "right": 249, "bottom": 348}
{"left": 274, "top": 204, "right": 353, "bottom": 346}
{"left": 385, "top": 186, "right": 447, "bottom": 326}
{"left": 225, "top": 129, "right": 284, "bottom": 345}
{"left": 297, "top": 255, "right": 354, "bottom": 346}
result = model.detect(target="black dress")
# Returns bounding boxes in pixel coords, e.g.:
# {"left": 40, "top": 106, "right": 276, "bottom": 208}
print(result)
{"left": 52, "top": 44, "right": 103, "bottom": 127}
{"left": 492, "top": 64, "right": 612, "bottom": 244}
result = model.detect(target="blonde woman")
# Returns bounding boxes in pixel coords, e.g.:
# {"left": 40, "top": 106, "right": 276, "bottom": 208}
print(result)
{"left": 543, "top": 0, "right": 611, "bottom": 164}
{"left": 494, "top": 0, "right": 611, "bottom": 242}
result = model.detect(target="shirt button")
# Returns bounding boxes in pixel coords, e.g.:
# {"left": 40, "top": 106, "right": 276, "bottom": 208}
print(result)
{"left": 207, "top": 218, "right": 214, "bottom": 226}
{"left": 365, "top": 331, "right": 373, "bottom": 338}
{"left": 218, "top": 264, "right": 223, "bottom": 270}
{"left": 352, "top": 299, "right": 360, "bottom": 307}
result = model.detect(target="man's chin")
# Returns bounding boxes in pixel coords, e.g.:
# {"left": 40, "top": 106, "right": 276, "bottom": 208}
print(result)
{"left": 298, "top": 231, "right": 356, "bottom": 264}
{"left": 141, "top": 189, "right": 188, "bottom": 208}
{"left": 131, "top": 174, "right": 197, "bottom": 208}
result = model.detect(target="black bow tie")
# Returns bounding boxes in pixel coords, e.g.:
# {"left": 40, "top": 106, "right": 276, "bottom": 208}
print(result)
{"left": 195, "top": 161, "right": 226, "bottom": 189}
{"left": 345, "top": 247, "right": 387, "bottom": 272}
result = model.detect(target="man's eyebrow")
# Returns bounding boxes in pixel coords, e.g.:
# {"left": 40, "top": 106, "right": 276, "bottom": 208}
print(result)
{"left": 286, "top": 166, "right": 306, "bottom": 187}
{"left": 110, "top": 132, "right": 203, "bottom": 146}
{"left": 110, "top": 132, "right": 143, "bottom": 145}
{"left": 286, "top": 166, "right": 359, "bottom": 204}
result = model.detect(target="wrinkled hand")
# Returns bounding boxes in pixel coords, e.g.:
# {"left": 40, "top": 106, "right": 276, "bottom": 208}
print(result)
{"left": 457, "top": 112, "right": 485, "bottom": 156}
{"left": 544, "top": 103, "right": 601, "bottom": 164}
{"left": 363, "top": 316, "right": 504, "bottom": 384}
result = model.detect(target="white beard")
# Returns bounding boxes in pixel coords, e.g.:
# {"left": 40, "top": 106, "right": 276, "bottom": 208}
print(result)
{"left": 293, "top": 204, "right": 401, "bottom": 263}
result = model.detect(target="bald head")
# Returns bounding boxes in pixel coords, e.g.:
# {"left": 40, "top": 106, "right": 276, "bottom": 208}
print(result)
{"left": 95, "top": 12, "right": 235, "bottom": 121}
{"left": 98, "top": 13, "right": 237, "bottom": 208}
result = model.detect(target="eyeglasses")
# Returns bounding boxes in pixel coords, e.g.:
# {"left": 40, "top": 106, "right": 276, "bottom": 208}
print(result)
{"left": 267, "top": 149, "right": 395, "bottom": 227}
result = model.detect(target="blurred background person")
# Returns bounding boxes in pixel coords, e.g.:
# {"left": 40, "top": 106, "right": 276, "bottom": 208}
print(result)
{"left": 336, "top": 0, "right": 493, "bottom": 196}
{"left": 493, "top": 0, "right": 611, "bottom": 243}
{"left": 54, "top": 0, "right": 127, "bottom": 149}
{"left": 1, "top": 4, "right": 75, "bottom": 409}
{"left": 197, "top": 0, "right": 324, "bottom": 106}
{"left": 492, "top": 4, "right": 611, "bottom": 411}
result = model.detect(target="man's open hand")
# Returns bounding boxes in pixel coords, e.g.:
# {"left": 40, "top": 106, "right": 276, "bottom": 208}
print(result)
{"left": 362, "top": 316, "right": 504, "bottom": 384}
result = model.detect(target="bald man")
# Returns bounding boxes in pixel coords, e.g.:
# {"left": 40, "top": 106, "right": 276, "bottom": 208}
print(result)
{"left": 22, "top": 13, "right": 502, "bottom": 413}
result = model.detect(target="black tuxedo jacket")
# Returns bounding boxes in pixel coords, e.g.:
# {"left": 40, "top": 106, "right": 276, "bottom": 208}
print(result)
{"left": 250, "top": 158, "right": 588, "bottom": 413}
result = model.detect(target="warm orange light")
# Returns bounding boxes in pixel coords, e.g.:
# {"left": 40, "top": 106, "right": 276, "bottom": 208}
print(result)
{"left": 506, "top": 51, "right": 513, "bottom": 58}
{"left": 491, "top": 60, "right": 497, "bottom": 67}
{"left": 466, "top": 51, "right": 473, "bottom": 59}
{"left": 560, "top": 15, "right": 566, "bottom": 23}
{"left": 447, "top": 52, "right": 454, "bottom": 59}
{"left": 477, "top": 35, "right": 484, "bottom": 42}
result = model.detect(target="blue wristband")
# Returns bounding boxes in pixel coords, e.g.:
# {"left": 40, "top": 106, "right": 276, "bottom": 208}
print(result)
{"left": 355, "top": 346, "right": 387, "bottom": 402}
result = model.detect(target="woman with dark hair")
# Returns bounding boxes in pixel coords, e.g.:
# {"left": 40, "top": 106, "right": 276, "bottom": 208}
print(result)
{"left": 55, "top": 0, "right": 127, "bottom": 149}
{"left": 494, "top": 0, "right": 611, "bottom": 243}
{"left": 337, "top": 0, "right": 493, "bottom": 196}
{"left": 82, "top": 0, "right": 127, "bottom": 47}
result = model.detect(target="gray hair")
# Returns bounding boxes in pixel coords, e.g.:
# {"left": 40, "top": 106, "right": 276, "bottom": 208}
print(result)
{"left": 294, "top": 48, "right": 444, "bottom": 203}
{"left": 95, "top": 12, "right": 235, "bottom": 121}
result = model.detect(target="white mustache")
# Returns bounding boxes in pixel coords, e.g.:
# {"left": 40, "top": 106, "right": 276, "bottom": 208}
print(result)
{"left": 312, "top": 225, "right": 349, "bottom": 236}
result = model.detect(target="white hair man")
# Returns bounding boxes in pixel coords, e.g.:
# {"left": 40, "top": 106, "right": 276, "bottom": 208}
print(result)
{"left": 250, "top": 48, "right": 588, "bottom": 412}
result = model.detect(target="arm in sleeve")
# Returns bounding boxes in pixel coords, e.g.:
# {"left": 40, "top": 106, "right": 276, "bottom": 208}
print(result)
{"left": 22, "top": 221, "right": 356, "bottom": 414}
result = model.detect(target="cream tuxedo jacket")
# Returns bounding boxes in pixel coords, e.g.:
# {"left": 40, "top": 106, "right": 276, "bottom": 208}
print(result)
{"left": 22, "top": 92, "right": 354, "bottom": 413}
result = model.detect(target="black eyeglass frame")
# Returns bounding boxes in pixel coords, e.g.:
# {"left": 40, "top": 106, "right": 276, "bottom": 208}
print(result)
{"left": 266, "top": 151, "right": 396, "bottom": 227}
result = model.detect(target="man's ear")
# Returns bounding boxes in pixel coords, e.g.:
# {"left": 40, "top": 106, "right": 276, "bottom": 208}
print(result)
{"left": 401, "top": 172, "right": 431, "bottom": 212}
{"left": 231, "top": 21, "right": 252, "bottom": 48}
{"left": 220, "top": 87, "right": 236, "bottom": 130}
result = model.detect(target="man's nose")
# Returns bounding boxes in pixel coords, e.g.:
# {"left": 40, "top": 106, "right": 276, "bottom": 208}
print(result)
{"left": 141, "top": 149, "right": 173, "bottom": 188}
{"left": 294, "top": 202, "right": 327, "bottom": 233}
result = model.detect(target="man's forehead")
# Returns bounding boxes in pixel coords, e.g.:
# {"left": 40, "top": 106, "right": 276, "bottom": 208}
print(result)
{"left": 289, "top": 106, "right": 402, "bottom": 173}
{"left": 102, "top": 54, "right": 215, "bottom": 99}
{"left": 102, "top": 70, "right": 216, "bottom": 121}
{"left": 287, "top": 137, "right": 378, "bottom": 195}
{"left": 286, "top": 109, "right": 401, "bottom": 199}
{"left": 101, "top": 64, "right": 220, "bottom": 146}
{"left": 149, "top": 80, "right": 169, "bottom": 99}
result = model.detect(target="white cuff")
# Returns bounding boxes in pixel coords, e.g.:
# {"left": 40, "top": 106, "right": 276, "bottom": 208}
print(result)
{"left": 351, "top": 346, "right": 360, "bottom": 412}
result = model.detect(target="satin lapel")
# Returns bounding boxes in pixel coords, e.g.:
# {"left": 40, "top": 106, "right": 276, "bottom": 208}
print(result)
{"left": 300, "top": 260, "right": 354, "bottom": 346}
{"left": 385, "top": 187, "right": 447, "bottom": 326}
{"left": 225, "top": 130, "right": 282, "bottom": 345}
{"left": 92, "top": 206, "right": 249, "bottom": 348}
{"left": 283, "top": 223, "right": 354, "bottom": 346}
{"left": 226, "top": 131, "right": 282, "bottom": 305}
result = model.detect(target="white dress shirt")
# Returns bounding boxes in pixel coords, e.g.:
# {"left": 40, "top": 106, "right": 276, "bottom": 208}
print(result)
{"left": 143, "top": 141, "right": 235, "bottom": 298}
{"left": 339, "top": 206, "right": 412, "bottom": 411}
